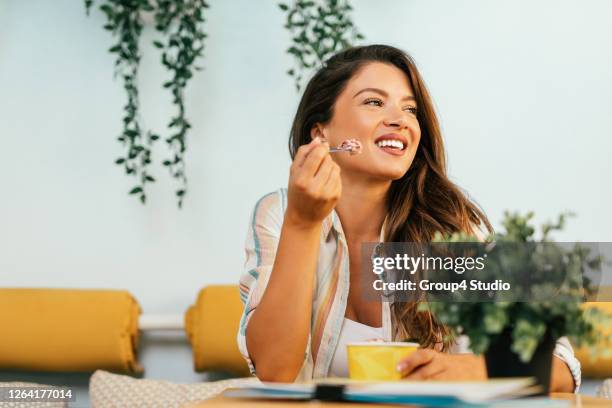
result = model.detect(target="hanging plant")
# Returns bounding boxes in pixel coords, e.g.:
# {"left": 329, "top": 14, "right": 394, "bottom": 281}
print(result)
{"left": 85, "top": 0, "right": 208, "bottom": 208}
{"left": 153, "top": 0, "right": 208, "bottom": 208}
{"left": 278, "top": 0, "right": 364, "bottom": 91}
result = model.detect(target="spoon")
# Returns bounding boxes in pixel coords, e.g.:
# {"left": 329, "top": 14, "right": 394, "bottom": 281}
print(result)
{"left": 328, "top": 139, "right": 362, "bottom": 155}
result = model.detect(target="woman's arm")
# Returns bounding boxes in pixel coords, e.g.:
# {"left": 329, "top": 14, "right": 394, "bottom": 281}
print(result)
{"left": 550, "top": 355, "right": 576, "bottom": 392}
{"left": 245, "top": 137, "right": 341, "bottom": 382}
{"left": 246, "top": 219, "right": 322, "bottom": 382}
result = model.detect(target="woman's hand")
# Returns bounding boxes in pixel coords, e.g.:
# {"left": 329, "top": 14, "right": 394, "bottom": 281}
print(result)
{"left": 396, "top": 349, "right": 487, "bottom": 381}
{"left": 286, "top": 137, "right": 342, "bottom": 228}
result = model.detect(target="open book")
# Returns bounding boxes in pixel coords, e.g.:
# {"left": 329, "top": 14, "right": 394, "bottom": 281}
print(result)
{"left": 224, "top": 378, "right": 564, "bottom": 407}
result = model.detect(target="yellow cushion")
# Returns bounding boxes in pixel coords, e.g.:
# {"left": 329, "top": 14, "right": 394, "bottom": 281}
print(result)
{"left": 0, "top": 288, "right": 142, "bottom": 373}
{"left": 185, "top": 285, "right": 250, "bottom": 376}
{"left": 574, "top": 300, "right": 612, "bottom": 378}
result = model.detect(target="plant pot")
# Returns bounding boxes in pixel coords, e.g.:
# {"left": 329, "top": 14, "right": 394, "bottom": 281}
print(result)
{"left": 484, "top": 328, "right": 556, "bottom": 394}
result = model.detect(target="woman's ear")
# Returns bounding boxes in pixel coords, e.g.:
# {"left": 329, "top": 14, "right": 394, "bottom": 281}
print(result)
{"left": 310, "top": 124, "right": 327, "bottom": 141}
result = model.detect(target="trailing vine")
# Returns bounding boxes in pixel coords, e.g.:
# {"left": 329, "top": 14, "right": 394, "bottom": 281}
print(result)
{"left": 154, "top": 0, "right": 208, "bottom": 208}
{"left": 278, "top": 0, "right": 364, "bottom": 91}
{"left": 86, "top": 0, "right": 155, "bottom": 204}
{"left": 85, "top": 0, "right": 208, "bottom": 208}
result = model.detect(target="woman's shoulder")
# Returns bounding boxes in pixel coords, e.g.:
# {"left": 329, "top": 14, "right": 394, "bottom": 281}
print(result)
{"left": 252, "top": 188, "right": 288, "bottom": 213}
{"left": 248, "top": 188, "right": 288, "bottom": 230}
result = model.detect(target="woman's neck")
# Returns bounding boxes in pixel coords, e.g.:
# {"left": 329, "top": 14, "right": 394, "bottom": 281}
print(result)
{"left": 334, "top": 173, "right": 390, "bottom": 240}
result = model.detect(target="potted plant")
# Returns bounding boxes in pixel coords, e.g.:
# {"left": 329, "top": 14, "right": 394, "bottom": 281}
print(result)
{"left": 420, "top": 212, "right": 612, "bottom": 393}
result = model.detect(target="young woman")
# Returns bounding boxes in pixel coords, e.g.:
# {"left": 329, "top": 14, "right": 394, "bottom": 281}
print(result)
{"left": 237, "top": 45, "right": 580, "bottom": 392}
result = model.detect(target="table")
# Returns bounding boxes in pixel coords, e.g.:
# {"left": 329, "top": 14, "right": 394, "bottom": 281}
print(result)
{"left": 189, "top": 392, "right": 611, "bottom": 407}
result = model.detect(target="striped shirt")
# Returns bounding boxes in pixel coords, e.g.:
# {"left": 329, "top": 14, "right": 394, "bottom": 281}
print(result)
{"left": 237, "top": 188, "right": 582, "bottom": 391}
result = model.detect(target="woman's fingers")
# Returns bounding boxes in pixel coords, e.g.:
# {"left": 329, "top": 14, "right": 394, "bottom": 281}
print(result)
{"left": 396, "top": 349, "right": 436, "bottom": 377}
{"left": 318, "top": 164, "right": 341, "bottom": 202}
{"left": 300, "top": 143, "right": 330, "bottom": 179}
{"left": 294, "top": 138, "right": 325, "bottom": 168}
{"left": 403, "top": 359, "right": 445, "bottom": 380}
{"left": 326, "top": 163, "right": 341, "bottom": 196}
{"left": 293, "top": 139, "right": 318, "bottom": 168}
{"left": 292, "top": 145, "right": 329, "bottom": 193}
{"left": 311, "top": 155, "right": 334, "bottom": 190}
{"left": 314, "top": 157, "right": 341, "bottom": 199}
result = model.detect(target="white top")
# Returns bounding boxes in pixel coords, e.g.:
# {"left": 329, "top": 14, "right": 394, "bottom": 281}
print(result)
{"left": 329, "top": 318, "right": 384, "bottom": 377}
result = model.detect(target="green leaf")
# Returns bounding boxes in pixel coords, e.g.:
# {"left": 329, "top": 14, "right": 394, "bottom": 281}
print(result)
{"left": 153, "top": 40, "right": 164, "bottom": 49}
{"left": 115, "top": 158, "right": 125, "bottom": 165}
{"left": 288, "top": 46, "right": 301, "bottom": 56}
{"left": 145, "top": 175, "right": 156, "bottom": 182}
{"left": 483, "top": 307, "right": 507, "bottom": 334}
{"left": 84, "top": 0, "right": 94, "bottom": 15}
{"left": 99, "top": 4, "right": 113, "bottom": 15}
{"left": 278, "top": 3, "right": 289, "bottom": 11}
{"left": 129, "top": 186, "right": 143, "bottom": 195}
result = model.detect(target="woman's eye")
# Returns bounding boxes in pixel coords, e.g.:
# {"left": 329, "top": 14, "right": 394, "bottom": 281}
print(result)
{"left": 364, "top": 98, "right": 417, "bottom": 115}
{"left": 364, "top": 98, "right": 383, "bottom": 107}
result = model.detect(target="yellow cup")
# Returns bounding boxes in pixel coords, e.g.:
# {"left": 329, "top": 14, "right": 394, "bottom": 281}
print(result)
{"left": 347, "top": 342, "right": 419, "bottom": 381}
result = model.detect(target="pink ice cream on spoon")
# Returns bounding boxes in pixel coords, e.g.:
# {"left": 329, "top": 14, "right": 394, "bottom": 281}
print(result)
{"left": 330, "top": 138, "right": 362, "bottom": 155}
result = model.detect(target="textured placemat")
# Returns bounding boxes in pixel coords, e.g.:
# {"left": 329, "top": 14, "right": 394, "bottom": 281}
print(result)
{"left": 89, "top": 370, "right": 259, "bottom": 407}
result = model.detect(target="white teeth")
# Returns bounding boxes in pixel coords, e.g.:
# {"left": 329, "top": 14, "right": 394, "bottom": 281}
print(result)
{"left": 376, "top": 139, "right": 404, "bottom": 150}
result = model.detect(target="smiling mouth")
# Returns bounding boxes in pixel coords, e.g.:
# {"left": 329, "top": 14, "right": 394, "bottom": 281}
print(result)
{"left": 375, "top": 139, "right": 405, "bottom": 151}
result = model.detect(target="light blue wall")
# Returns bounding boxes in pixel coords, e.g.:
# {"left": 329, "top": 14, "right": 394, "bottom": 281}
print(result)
{"left": 1, "top": 0, "right": 611, "bottom": 389}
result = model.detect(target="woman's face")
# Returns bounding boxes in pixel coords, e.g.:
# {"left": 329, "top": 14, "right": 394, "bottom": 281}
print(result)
{"left": 312, "top": 62, "right": 421, "bottom": 181}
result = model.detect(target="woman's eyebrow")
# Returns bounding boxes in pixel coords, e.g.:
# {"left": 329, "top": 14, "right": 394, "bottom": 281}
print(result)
{"left": 352, "top": 87, "right": 416, "bottom": 101}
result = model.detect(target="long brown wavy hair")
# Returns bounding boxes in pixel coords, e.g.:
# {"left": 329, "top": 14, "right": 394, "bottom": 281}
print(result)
{"left": 288, "top": 44, "right": 493, "bottom": 351}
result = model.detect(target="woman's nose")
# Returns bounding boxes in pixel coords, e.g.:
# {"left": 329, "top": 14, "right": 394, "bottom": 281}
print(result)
{"left": 382, "top": 107, "right": 409, "bottom": 129}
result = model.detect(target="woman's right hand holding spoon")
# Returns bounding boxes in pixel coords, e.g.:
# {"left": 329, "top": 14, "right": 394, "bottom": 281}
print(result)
{"left": 286, "top": 137, "right": 342, "bottom": 228}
